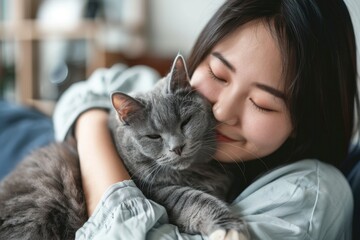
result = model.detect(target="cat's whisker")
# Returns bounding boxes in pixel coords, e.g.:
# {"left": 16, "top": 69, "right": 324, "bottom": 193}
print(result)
{"left": 248, "top": 144, "right": 272, "bottom": 170}
{"left": 203, "top": 145, "right": 241, "bottom": 165}
{"left": 199, "top": 145, "right": 248, "bottom": 174}
{"left": 204, "top": 146, "right": 248, "bottom": 182}
{"left": 204, "top": 153, "right": 245, "bottom": 183}
{"left": 201, "top": 137, "right": 218, "bottom": 143}
{"left": 223, "top": 142, "right": 269, "bottom": 170}
{"left": 186, "top": 141, "right": 202, "bottom": 153}
{"left": 200, "top": 135, "right": 266, "bottom": 167}
{"left": 204, "top": 123, "right": 266, "bottom": 170}
{"left": 145, "top": 164, "right": 158, "bottom": 194}
{"left": 133, "top": 163, "right": 157, "bottom": 181}
{"left": 148, "top": 162, "right": 162, "bottom": 178}
{"left": 181, "top": 97, "right": 208, "bottom": 110}
{"left": 204, "top": 134, "right": 262, "bottom": 168}
{"left": 211, "top": 141, "right": 271, "bottom": 176}
{"left": 183, "top": 88, "right": 199, "bottom": 99}
{"left": 203, "top": 122, "right": 228, "bottom": 133}
{"left": 139, "top": 163, "right": 161, "bottom": 194}
{"left": 181, "top": 103, "right": 207, "bottom": 116}
{"left": 214, "top": 121, "right": 228, "bottom": 128}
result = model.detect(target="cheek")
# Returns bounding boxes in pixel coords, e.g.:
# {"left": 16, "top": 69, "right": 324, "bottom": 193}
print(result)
{"left": 243, "top": 111, "right": 292, "bottom": 153}
{"left": 139, "top": 139, "right": 162, "bottom": 156}
{"left": 190, "top": 68, "right": 218, "bottom": 104}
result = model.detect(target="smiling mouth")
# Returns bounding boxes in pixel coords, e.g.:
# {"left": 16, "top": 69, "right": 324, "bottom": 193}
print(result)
{"left": 216, "top": 131, "right": 237, "bottom": 142}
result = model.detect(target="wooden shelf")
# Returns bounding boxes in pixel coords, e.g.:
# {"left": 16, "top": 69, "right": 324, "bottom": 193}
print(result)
{"left": 0, "top": 0, "right": 146, "bottom": 115}
{"left": 0, "top": 20, "right": 136, "bottom": 41}
{"left": 0, "top": 20, "right": 99, "bottom": 40}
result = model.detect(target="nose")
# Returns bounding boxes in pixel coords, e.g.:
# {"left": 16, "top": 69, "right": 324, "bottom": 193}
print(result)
{"left": 170, "top": 144, "right": 185, "bottom": 156}
{"left": 213, "top": 96, "right": 239, "bottom": 126}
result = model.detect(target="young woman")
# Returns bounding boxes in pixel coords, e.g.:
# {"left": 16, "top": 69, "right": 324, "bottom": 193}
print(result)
{"left": 52, "top": 0, "right": 359, "bottom": 239}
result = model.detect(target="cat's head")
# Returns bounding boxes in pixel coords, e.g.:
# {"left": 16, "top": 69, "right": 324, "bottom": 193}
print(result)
{"left": 111, "top": 54, "right": 216, "bottom": 170}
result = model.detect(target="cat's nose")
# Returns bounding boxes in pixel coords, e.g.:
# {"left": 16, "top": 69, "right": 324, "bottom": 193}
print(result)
{"left": 170, "top": 144, "right": 185, "bottom": 156}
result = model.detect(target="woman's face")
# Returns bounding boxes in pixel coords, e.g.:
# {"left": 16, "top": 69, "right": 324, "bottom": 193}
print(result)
{"left": 191, "top": 21, "right": 293, "bottom": 163}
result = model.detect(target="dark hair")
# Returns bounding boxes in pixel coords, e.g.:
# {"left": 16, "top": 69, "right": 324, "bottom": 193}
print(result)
{"left": 188, "top": 0, "right": 359, "bottom": 168}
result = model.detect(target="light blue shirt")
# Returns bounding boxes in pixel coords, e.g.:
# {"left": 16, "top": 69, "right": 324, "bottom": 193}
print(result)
{"left": 75, "top": 160, "right": 353, "bottom": 240}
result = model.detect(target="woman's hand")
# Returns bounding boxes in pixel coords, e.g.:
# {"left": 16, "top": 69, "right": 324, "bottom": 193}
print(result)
{"left": 75, "top": 109, "right": 130, "bottom": 216}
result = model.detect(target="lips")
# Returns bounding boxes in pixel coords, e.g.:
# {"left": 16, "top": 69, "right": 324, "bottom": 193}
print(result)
{"left": 216, "top": 131, "right": 237, "bottom": 142}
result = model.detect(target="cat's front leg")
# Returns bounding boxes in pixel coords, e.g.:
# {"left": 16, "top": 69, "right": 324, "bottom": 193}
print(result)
{"left": 153, "top": 185, "right": 249, "bottom": 240}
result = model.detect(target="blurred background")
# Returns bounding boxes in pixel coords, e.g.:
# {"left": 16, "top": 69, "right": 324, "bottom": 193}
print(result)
{"left": 0, "top": 0, "right": 224, "bottom": 114}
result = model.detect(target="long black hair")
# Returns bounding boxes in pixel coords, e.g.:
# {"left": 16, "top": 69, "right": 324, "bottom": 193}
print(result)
{"left": 188, "top": 0, "right": 359, "bottom": 168}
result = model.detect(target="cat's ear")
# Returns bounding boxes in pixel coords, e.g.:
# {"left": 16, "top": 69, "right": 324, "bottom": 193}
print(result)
{"left": 111, "top": 92, "right": 144, "bottom": 125}
{"left": 167, "top": 54, "right": 191, "bottom": 93}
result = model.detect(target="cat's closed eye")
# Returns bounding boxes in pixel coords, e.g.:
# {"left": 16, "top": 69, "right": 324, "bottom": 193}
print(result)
{"left": 146, "top": 134, "right": 162, "bottom": 139}
{"left": 181, "top": 117, "right": 192, "bottom": 129}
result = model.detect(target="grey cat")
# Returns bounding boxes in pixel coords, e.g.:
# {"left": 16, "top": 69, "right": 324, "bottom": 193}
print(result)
{"left": 0, "top": 55, "right": 248, "bottom": 239}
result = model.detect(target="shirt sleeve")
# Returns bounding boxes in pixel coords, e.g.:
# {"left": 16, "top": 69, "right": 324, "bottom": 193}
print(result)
{"left": 53, "top": 64, "right": 160, "bottom": 142}
{"left": 75, "top": 180, "right": 204, "bottom": 240}
{"left": 75, "top": 160, "right": 353, "bottom": 240}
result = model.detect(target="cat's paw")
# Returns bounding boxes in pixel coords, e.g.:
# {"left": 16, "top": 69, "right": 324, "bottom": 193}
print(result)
{"left": 209, "top": 229, "right": 248, "bottom": 240}
{"left": 205, "top": 213, "right": 249, "bottom": 240}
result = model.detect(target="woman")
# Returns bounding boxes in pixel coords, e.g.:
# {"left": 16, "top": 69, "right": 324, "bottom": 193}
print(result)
{"left": 53, "top": 0, "right": 359, "bottom": 239}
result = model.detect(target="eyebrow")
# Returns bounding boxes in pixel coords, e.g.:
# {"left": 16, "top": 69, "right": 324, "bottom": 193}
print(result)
{"left": 211, "top": 51, "right": 285, "bottom": 100}
{"left": 255, "top": 83, "right": 286, "bottom": 100}
{"left": 211, "top": 52, "right": 236, "bottom": 72}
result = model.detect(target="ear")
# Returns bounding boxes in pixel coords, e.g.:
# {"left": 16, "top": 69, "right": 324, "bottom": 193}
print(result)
{"left": 111, "top": 92, "right": 144, "bottom": 125}
{"left": 167, "top": 53, "right": 191, "bottom": 93}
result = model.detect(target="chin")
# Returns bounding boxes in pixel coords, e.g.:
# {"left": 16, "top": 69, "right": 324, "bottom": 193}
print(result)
{"left": 169, "top": 163, "right": 191, "bottom": 170}
{"left": 166, "top": 157, "right": 193, "bottom": 170}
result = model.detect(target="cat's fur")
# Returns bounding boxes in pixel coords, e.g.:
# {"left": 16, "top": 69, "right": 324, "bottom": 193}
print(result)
{"left": 0, "top": 55, "right": 247, "bottom": 239}
{"left": 0, "top": 140, "right": 86, "bottom": 240}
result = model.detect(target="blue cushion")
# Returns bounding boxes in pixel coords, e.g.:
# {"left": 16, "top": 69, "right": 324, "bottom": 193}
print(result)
{"left": 0, "top": 100, "right": 54, "bottom": 180}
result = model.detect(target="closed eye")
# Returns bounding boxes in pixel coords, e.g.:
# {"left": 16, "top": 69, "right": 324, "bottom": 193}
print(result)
{"left": 181, "top": 117, "right": 191, "bottom": 129}
{"left": 146, "top": 134, "right": 162, "bottom": 139}
{"left": 208, "top": 65, "right": 226, "bottom": 83}
{"left": 249, "top": 98, "right": 273, "bottom": 112}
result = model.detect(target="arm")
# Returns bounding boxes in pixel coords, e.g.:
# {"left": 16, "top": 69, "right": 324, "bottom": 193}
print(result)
{"left": 75, "top": 109, "right": 130, "bottom": 216}
{"left": 52, "top": 64, "right": 160, "bottom": 216}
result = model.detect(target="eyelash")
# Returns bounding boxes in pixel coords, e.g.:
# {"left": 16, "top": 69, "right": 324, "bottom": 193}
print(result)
{"left": 249, "top": 98, "right": 272, "bottom": 112}
{"left": 207, "top": 65, "right": 273, "bottom": 113}
{"left": 208, "top": 66, "right": 226, "bottom": 83}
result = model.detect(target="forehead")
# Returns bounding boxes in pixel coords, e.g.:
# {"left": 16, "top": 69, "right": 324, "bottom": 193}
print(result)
{"left": 147, "top": 93, "right": 193, "bottom": 129}
{"left": 213, "top": 20, "right": 284, "bottom": 91}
